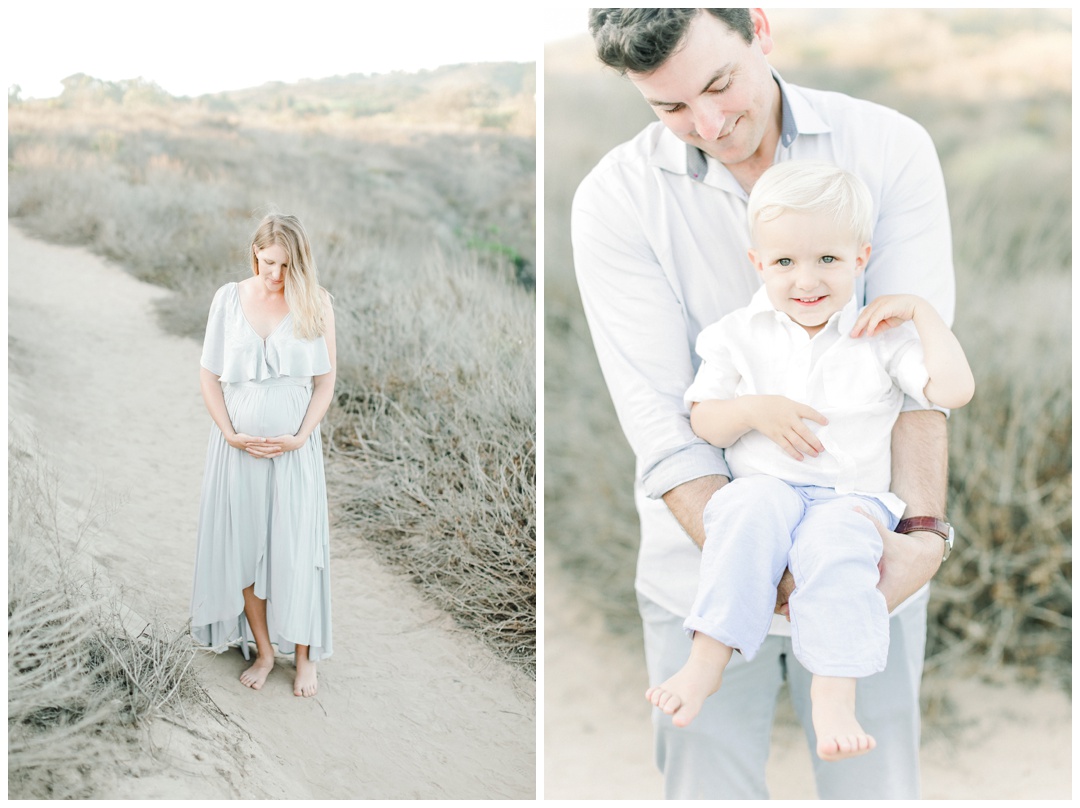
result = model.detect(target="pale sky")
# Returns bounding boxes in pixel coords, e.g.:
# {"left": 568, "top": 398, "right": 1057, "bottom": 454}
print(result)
{"left": 7, "top": 1, "right": 541, "bottom": 99}
{"left": 544, "top": 7, "right": 589, "bottom": 43}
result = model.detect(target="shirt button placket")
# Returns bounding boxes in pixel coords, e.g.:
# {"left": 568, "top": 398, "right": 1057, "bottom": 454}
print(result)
{"left": 785, "top": 327, "right": 812, "bottom": 401}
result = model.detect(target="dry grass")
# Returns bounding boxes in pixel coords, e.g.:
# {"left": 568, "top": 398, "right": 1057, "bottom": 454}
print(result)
{"left": 326, "top": 247, "right": 536, "bottom": 670}
{"left": 8, "top": 63, "right": 537, "bottom": 674}
{"left": 544, "top": 10, "right": 1071, "bottom": 684}
{"left": 8, "top": 441, "right": 211, "bottom": 799}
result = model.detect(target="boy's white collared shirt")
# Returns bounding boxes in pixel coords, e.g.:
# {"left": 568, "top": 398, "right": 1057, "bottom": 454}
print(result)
{"left": 684, "top": 286, "right": 931, "bottom": 519}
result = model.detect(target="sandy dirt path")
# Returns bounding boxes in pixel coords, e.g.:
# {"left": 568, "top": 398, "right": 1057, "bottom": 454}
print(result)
{"left": 8, "top": 223, "right": 535, "bottom": 799}
{"left": 545, "top": 571, "right": 1071, "bottom": 799}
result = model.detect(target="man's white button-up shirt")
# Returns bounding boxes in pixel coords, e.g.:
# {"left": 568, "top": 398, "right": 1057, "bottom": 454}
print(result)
{"left": 572, "top": 72, "right": 953, "bottom": 618}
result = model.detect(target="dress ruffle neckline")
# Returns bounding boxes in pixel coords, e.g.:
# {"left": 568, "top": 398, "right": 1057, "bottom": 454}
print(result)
{"left": 200, "top": 282, "right": 331, "bottom": 384}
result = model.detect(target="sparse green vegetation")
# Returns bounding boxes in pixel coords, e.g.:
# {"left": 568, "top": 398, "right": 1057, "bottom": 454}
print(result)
{"left": 545, "top": 9, "right": 1070, "bottom": 686}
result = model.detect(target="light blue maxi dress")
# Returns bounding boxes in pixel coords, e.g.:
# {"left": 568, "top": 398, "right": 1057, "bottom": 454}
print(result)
{"left": 190, "top": 282, "right": 333, "bottom": 661}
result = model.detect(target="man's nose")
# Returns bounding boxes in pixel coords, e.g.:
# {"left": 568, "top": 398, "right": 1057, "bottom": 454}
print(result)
{"left": 693, "top": 104, "right": 727, "bottom": 141}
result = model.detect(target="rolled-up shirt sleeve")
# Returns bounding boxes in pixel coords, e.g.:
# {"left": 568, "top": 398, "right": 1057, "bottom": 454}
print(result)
{"left": 572, "top": 167, "right": 730, "bottom": 498}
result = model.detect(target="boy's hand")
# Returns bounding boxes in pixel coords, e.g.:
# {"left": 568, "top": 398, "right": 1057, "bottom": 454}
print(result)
{"left": 746, "top": 395, "right": 828, "bottom": 461}
{"left": 853, "top": 294, "right": 975, "bottom": 409}
{"left": 850, "top": 294, "right": 924, "bottom": 338}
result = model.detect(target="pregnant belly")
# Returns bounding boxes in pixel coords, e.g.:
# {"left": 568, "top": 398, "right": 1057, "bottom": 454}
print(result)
{"left": 223, "top": 379, "right": 312, "bottom": 438}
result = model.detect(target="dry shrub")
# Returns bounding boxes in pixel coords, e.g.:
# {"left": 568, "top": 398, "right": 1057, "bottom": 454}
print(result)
{"left": 8, "top": 71, "right": 537, "bottom": 676}
{"left": 9, "top": 102, "right": 534, "bottom": 339}
{"left": 543, "top": 286, "right": 641, "bottom": 633}
{"left": 926, "top": 175, "right": 1071, "bottom": 683}
{"left": 8, "top": 444, "right": 208, "bottom": 799}
{"left": 326, "top": 246, "right": 536, "bottom": 671}
{"left": 542, "top": 65, "right": 655, "bottom": 635}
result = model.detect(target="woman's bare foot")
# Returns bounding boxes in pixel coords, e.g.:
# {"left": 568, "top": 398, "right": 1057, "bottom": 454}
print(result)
{"left": 294, "top": 646, "right": 318, "bottom": 697}
{"left": 811, "top": 675, "right": 876, "bottom": 761}
{"left": 240, "top": 655, "right": 274, "bottom": 690}
{"left": 644, "top": 633, "right": 733, "bottom": 728}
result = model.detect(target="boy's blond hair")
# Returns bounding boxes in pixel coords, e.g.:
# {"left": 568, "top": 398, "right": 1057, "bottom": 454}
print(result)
{"left": 748, "top": 160, "right": 874, "bottom": 246}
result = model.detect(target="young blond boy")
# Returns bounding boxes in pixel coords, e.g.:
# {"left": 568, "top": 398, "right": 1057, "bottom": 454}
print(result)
{"left": 645, "top": 160, "right": 974, "bottom": 761}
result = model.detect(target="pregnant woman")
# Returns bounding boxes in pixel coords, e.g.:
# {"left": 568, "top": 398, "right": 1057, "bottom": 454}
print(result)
{"left": 190, "top": 213, "right": 336, "bottom": 698}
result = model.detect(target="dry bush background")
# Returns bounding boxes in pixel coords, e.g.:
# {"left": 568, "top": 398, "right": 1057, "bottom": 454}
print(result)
{"left": 8, "top": 60, "right": 536, "bottom": 692}
{"left": 8, "top": 440, "right": 214, "bottom": 798}
{"left": 544, "top": 9, "right": 1070, "bottom": 687}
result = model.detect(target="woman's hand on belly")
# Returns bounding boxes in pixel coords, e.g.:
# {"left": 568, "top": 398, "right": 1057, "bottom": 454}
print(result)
{"left": 226, "top": 432, "right": 278, "bottom": 459}
{"left": 264, "top": 433, "right": 305, "bottom": 456}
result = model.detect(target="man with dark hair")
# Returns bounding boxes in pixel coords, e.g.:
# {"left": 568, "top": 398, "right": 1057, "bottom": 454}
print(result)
{"left": 572, "top": 8, "right": 955, "bottom": 799}
{"left": 590, "top": 8, "right": 754, "bottom": 72}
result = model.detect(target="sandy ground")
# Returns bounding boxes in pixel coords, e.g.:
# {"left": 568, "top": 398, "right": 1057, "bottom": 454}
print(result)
{"left": 8, "top": 223, "right": 535, "bottom": 799}
{"left": 545, "top": 573, "right": 1072, "bottom": 799}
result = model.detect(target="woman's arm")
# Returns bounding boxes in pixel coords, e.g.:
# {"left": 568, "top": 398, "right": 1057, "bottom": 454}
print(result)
{"left": 266, "top": 294, "right": 337, "bottom": 454}
{"left": 199, "top": 367, "right": 274, "bottom": 457}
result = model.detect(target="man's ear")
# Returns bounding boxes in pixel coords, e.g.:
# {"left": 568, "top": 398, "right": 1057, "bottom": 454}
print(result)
{"left": 854, "top": 242, "right": 872, "bottom": 274}
{"left": 750, "top": 9, "right": 774, "bottom": 56}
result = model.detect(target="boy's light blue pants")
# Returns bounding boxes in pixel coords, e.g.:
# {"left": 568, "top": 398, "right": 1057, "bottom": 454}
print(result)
{"left": 685, "top": 475, "right": 898, "bottom": 677}
{"left": 641, "top": 474, "right": 924, "bottom": 799}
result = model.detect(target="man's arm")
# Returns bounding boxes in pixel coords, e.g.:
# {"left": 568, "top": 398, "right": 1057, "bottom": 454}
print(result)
{"left": 572, "top": 163, "right": 731, "bottom": 499}
{"left": 878, "top": 409, "right": 949, "bottom": 611}
{"left": 661, "top": 474, "right": 728, "bottom": 548}
{"left": 857, "top": 115, "right": 955, "bottom": 606}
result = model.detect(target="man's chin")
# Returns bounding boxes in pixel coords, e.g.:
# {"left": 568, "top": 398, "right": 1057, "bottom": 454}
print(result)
{"left": 694, "top": 138, "right": 754, "bottom": 167}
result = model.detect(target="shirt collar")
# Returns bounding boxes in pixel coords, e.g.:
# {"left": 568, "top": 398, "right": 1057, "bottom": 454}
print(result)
{"left": 749, "top": 285, "right": 861, "bottom": 337}
{"left": 775, "top": 70, "right": 831, "bottom": 143}
{"left": 648, "top": 69, "right": 832, "bottom": 179}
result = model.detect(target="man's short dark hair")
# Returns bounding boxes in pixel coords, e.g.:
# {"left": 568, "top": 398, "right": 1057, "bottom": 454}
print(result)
{"left": 588, "top": 9, "right": 754, "bottom": 75}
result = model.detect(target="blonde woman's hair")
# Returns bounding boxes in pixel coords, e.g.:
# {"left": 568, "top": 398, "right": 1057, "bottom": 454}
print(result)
{"left": 250, "top": 213, "right": 327, "bottom": 340}
{"left": 747, "top": 160, "right": 874, "bottom": 246}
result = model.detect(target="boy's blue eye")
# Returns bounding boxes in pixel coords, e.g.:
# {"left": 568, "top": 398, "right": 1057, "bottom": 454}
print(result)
{"left": 778, "top": 258, "right": 792, "bottom": 266}
{"left": 822, "top": 256, "right": 835, "bottom": 263}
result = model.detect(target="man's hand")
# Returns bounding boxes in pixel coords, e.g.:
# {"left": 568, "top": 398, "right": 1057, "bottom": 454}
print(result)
{"left": 774, "top": 569, "right": 795, "bottom": 620}
{"left": 858, "top": 508, "right": 944, "bottom": 612}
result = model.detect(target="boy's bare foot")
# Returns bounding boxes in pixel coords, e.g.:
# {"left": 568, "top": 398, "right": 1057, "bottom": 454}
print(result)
{"left": 294, "top": 648, "right": 318, "bottom": 697}
{"left": 240, "top": 655, "right": 274, "bottom": 690}
{"left": 811, "top": 675, "right": 876, "bottom": 761}
{"left": 644, "top": 633, "right": 733, "bottom": 728}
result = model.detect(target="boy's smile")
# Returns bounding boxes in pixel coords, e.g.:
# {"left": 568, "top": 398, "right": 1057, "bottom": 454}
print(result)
{"left": 747, "top": 210, "right": 871, "bottom": 337}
